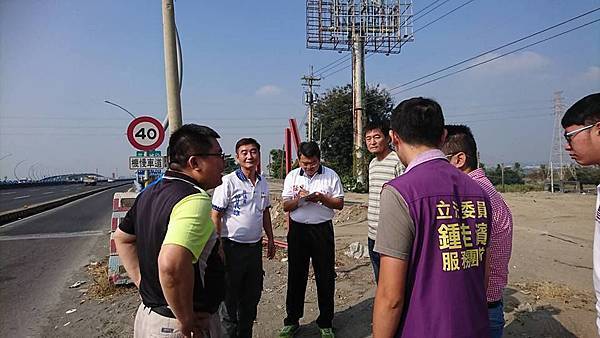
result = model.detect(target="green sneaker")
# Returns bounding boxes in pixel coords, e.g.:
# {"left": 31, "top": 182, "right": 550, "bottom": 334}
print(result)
{"left": 319, "top": 327, "right": 335, "bottom": 338}
{"left": 278, "top": 324, "right": 299, "bottom": 337}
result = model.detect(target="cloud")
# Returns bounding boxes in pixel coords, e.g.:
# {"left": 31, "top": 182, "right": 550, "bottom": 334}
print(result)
{"left": 471, "top": 51, "right": 551, "bottom": 75}
{"left": 581, "top": 66, "right": 600, "bottom": 82}
{"left": 255, "top": 85, "right": 282, "bottom": 96}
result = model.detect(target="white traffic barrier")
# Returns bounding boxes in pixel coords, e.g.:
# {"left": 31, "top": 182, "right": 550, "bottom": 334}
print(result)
{"left": 108, "top": 192, "right": 138, "bottom": 285}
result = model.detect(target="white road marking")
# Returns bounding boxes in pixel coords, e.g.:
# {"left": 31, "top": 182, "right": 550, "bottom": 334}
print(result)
{"left": 1, "top": 192, "right": 17, "bottom": 195}
{"left": 0, "top": 230, "right": 105, "bottom": 241}
{"left": 13, "top": 195, "right": 31, "bottom": 200}
{"left": 43, "top": 192, "right": 54, "bottom": 195}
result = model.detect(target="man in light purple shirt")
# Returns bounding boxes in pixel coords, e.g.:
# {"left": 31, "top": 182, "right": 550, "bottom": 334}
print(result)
{"left": 441, "top": 124, "right": 513, "bottom": 338}
{"left": 560, "top": 93, "right": 600, "bottom": 335}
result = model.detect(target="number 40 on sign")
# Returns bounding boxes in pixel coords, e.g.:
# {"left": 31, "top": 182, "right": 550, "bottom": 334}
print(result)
{"left": 127, "top": 116, "right": 165, "bottom": 151}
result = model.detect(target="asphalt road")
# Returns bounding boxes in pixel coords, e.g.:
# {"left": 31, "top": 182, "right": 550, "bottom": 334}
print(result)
{"left": 0, "top": 182, "right": 127, "bottom": 213}
{"left": 0, "top": 184, "right": 131, "bottom": 337}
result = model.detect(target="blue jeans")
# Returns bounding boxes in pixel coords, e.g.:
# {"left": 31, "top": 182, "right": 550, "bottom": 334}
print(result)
{"left": 367, "top": 238, "right": 380, "bottom": 283}
{"left": 488, "top": 301, "right": 505, "bottom": 338}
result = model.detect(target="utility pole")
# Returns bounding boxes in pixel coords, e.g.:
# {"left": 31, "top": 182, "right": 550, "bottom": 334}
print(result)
{"left": 162, "top": 0, "right": 182, "bottom": 133}
{"left": 352, "top": 36, "right": 366, "bottom": 185}
{"left": 501, "top": 163, "right": 505, "bottom": 193}
{"left": 302, "top": 66, "right": 320, "bottom": 142}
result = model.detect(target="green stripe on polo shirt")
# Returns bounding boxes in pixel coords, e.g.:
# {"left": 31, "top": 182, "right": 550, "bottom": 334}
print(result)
{"left": 163, "top": 193, "right": 215, "bottom": 263}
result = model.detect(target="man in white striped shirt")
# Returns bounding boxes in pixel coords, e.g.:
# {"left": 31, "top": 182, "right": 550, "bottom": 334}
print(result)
{"left": 365, "top": 120, "right": 404, "bottom": 283}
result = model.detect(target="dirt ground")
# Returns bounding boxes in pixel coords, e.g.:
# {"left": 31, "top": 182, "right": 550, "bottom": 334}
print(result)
{"left": 44, "top": 181, "right": 597, "bottom": 338}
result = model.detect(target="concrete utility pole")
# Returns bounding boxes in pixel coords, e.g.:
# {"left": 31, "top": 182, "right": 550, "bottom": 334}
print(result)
{"left": 352, "top": 36, "right": 366, "bottom": 185}
{"left": 302, "top": 66, "right": 320, "bottom": 142}
{"left": 501, "top": 163, "right": 505, "bottom": 193}
{"left": 162, "top": 0, "right": 182, "bottom": 133}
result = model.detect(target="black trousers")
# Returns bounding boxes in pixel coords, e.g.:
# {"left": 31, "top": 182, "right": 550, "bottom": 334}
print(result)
{"left": 220, "top": 239, "right": 263, "bottom": 338}
{"left": 284, "top": 219, "right": 335, "bottom": 328}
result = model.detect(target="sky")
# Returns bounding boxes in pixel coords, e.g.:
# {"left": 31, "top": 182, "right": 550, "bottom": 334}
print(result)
{"left": 0, "top": 0, "right": 599, "bottom": 179}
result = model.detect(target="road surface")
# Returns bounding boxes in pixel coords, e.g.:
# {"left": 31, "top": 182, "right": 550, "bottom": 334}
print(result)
{"left": 0, "top": 182, "right": 129, "bottom": 213}
{"left": 0, "top": 184, "right": 131, "bottom": 337}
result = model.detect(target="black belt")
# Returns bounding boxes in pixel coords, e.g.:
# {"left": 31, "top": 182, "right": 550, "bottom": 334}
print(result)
{"left": 222, "top": 238, "right": 261, "bottom": 247}
{"left": 149, "top": 305, "right": 176, "bottom": 318}
{"left": 487, "top": 300, "right": 502, "bottom": 308}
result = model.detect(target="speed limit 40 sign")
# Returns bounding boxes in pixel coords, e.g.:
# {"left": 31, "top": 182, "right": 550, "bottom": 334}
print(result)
{"left": 127, "top": 116, "right": 165, "bottom": 151}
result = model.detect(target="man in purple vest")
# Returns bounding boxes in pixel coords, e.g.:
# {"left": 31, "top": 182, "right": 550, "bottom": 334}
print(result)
{"left": 372, "top": 97, "right": 492, "bottom": 338}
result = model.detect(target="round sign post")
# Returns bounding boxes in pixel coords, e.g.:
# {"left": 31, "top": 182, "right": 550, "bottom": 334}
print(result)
{"left": 127, "top": 116, "right": 165, "bottom": 187}
{"left": 127, "top": 116, "right": 165, "bottom": 151}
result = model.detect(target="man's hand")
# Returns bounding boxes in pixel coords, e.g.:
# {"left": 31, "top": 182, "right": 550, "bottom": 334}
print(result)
{"left": 176, "top": 316, "right": 196, "bottom": 338}
{"left": 113, "top": 229, "right": 141, "bottom": 288}
{"left": 217, "top": 239, "right": 226, "bottom": 264}
{"left": 297, "top": 188, "right": 310, "bottom": 198}
{"left": 177, "top": 312, "right": 210, "bottom": 338}
{"left": 267, "top": 238, "right": 276, "bottom": 259}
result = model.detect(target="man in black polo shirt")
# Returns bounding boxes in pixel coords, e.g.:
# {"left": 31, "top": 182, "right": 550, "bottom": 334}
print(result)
{"left": 114, "top": 124, "right": 225, "bottom": 337}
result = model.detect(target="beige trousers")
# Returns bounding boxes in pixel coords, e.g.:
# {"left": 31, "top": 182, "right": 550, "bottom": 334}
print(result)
{"left": 133, "top": 303, "right": 221, "bottom": 337}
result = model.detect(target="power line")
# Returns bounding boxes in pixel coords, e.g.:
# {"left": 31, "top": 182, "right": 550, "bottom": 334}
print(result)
{"left": 322, "top": 8, "right": 600, "bottom": 116}
{"left": 389, "top": 18, "right": 600, "bottom": 96}
{"left": 319, "top": 0, "right": 477, "bottom": 80}
{"left": 0, "top": 124, "right": 291, "bottom": 130}
{"left": 413, "top": 0, "right": 451, "bottom": 22}
{"left": 445, "top": 106, "right": 554, "bottom": 118}
{"left": 387, "top": 6, "right": 600, "bottom": 94}
{"left": 411, "top": 0, "right": 475, "bottom": 36}
{"left": 0, "top": 115, "right": 303, "bottom": 121}
{"left": 449, "top": 112, "right": 553, "bottom": 123}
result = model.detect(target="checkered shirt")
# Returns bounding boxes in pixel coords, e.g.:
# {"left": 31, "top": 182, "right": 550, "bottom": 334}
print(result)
{"left": 468, "top": 168, "right": 513, "bottom": 302}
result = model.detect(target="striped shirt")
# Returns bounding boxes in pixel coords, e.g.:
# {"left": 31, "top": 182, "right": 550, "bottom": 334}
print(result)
{"left": 367, "top": 151, "right": 403, "bottom": 239}
{"left": 468, "top": 168, "right": 513, "bottom": 302}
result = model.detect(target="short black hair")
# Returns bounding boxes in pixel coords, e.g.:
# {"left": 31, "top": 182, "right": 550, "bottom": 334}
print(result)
{"left": 168, "top": 124, "right": 220, "bottom": 168}
{"left": 235, "top": 138, "right": 260, "bottom": 153}
{"left": 390, "top": 97, "right": 445, "bottom": 147}
{"left": 561, "top": 93, "right": 600, "bottom": 127}
{"left": 297, "top": 141, "right": 320, "bottom": 159}
{"left": 441, "top": 125, "right": 478, "bottom": 170}
{"left": 365, "top": 119, "right": 390, "bottom": 138}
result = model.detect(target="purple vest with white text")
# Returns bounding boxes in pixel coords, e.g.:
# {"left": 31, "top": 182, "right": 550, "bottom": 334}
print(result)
{"left": 386, "top": 159, "right": 492, "bottom": 338}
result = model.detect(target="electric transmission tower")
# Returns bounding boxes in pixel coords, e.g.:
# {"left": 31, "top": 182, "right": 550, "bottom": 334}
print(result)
{"left": 547, "top": 91, "right": 577, "bottom": 192}
{"left": 302, "top": 66, "right": 321, "bottom": 142}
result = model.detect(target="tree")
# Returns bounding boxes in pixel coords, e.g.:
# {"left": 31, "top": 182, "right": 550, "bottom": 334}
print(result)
{"left": 223, "top": 154, "right": 236, "bottom": 174}
{"left": 268, "top": 149, "right": 285, "bottom": 179}
{"left": 574, "top": 166, "right": 600, "bottom": 185}
{"left": 484, "top": 164, "right": 524, "bottom": 186}
{"left": 312, "top": 84, "right": 394, "bottom": 182}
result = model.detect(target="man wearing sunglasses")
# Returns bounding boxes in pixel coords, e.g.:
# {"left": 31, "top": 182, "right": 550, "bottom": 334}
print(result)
{"left": 441, "top": 125, "right": 513, "bottom": 338}
{"left": 561, "top": 93, "right": 600, "bottom": 335}
{"left": 115, "top": 124, "right": 226, "bottom": 337}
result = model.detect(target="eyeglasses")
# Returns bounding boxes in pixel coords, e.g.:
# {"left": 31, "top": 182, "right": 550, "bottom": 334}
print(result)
{"left": 192, "top": 152, "right": 225, "bottom": 160}
{"left": 564, "top": 124, "right": 595, "bottom": 144}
